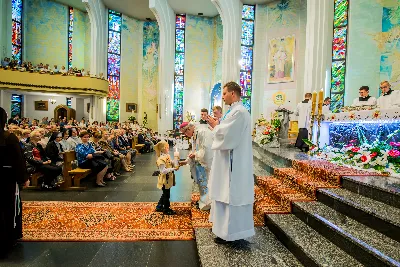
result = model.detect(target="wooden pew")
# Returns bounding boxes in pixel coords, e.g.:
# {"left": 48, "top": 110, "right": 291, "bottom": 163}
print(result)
{"left": 132, "top": 136, "right": 145, "bottom": 154}
{"left": 25, "top": 172, "right": 43, "bottom": 190}
{"left": 60, "top": 151, "right": 91, "bottom": 191}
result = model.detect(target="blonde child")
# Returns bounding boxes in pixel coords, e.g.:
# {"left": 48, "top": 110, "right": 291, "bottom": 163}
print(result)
{"left": 154, "top": 140, "right": 179, "bottom": 215}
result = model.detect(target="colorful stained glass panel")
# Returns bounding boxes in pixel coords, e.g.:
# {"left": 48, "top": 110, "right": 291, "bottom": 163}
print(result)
{"left": 242, "top": 5, "right": 255, "bottom": 20}
{"left": 242, "top": 97, "right": 251, "bottom": 113}
{"left": 108, "top": 54, "right": 121, "bottom": 76}
{"left": 12, "top": 46, "right": 21, "bottom": 63}
{"left": 334, "top": 0, "right": 348, "bottom": 28}
{"left": 332, "top": 27, "right": 347, "bottom": 60}
{"left": 331, "top": 60, "right": 346, "bottom": 94}
{"left": 12, "top": 0, "right": 22, "bottom": 21}
{"left": 240, "top": 71, "right": 252, "bottom": 97}
{"left": 175, "top": 53, "right": 185, "bottom": 75}
{"left": 241, "top": 20, "right": 254, "bottom": 46}
{"left": 176, "top": 15, "right": 186, "bottom": 29}
{"left": 241, "top": 46, "right": 253, "bottom": 71}
{"left": 106, "top": 98, "right": 120, "bottom": 122}
{"left": 12, "top": 21, "right": 22, "bottom": 46}
{"left": 330, "top": 94, "right": 344, "bottom": 113}
{"left": 109, "top": 12, "right": 122, "bottom": 32}
{"left": 108, "top": 31, "right": 121, "bottom": 54}
{"left": 174, "top": 76, "right": 184, "bottom": 91}
{"left": 175, "top": 29, "right": 185, "bottom": 52}
{"left": 108, "top": 76, "right": 120, "bottom": 99}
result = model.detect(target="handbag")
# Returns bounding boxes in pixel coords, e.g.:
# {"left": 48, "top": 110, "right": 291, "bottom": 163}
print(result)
{"left": 103, "top": 150, "right": 114, "bottom": 160}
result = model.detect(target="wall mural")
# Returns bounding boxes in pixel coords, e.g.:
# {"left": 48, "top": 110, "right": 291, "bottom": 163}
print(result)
{"left": 268, "top": 34, "right": 295, "bottom": 83}
{"left": 212, "top": 16, "right": 223, "bottom": 89}
{"left": 263, "top": 0, "right": 304, "bottom": 29}
{"left": 72, "top": 8, "right": 87, "bottom": 70}
{"left": 142, "top": 21, "right": 159, "bottom": 129}
{"left": 25, "top": 0, "right": 68, "bottom": 67}
{"left": 376, "top": 1, "right": 400, "bottom": 90}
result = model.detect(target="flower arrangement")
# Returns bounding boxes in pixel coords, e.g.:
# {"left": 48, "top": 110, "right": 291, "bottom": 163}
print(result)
{"left": 259, "top": 122, "right": 279, "bottom": 145}
{"left": 256, "top": 115, "right": 267, "bottom": 126}
{"left": 304, "top": 129, "right": 400, "bottom": 176}
{"left": 128, "top": 115, "right": 136, "bottom": 122}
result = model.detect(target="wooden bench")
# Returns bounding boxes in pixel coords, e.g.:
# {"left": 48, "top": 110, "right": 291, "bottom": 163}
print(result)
{"left": 132, "top": 136, "right": 145, "bottom": 154}
{"left": 25, "top": 172, "right": 43, "bottom": 190}
{"left": 60, "top": 151, "right": 91, "bottom": 191}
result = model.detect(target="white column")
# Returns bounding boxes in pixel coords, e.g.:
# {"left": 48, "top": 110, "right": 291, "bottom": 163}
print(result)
{"left": 149, "top": 0, "right": 175, "bottom": 133}
{"left": 211, "top": 0, "right": 242, "bottom": 86}
{"left": 303, "top": 0, "right": 333, "bottom": 96}
{"left": 84, "top": 0, "right": 107, "bottom": 77}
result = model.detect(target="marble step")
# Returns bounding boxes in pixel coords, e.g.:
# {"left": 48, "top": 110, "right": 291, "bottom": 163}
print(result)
{"left": 253, "top": 148, "right": 286, "bottom": 174}
{"left": 293, "top": 201, "right": 400, "bottom": 267}
{"left": 265, "top": 213, "right": 362, "bottom": 267}
{"left": 317, "top": 188, "right": 400, "bottom": 242}
{"left": 194, "top": 227, "right": 303, "bottom": 267}
{"left": 341, "top": 175, "right": 400, "bottom": 209}
{"left": 256, "top": 176, "right": 313, "bottom": 212}
{"left": 274, "top": 168, "right": 339, "bottom": 199}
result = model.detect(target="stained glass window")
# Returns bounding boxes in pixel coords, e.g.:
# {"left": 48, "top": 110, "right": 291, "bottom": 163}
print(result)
{"left": 330, "top": 0, "right": 349, "bottom": 112}
{"left": 107, "top": 10, "right": 122, "bottom": 122}
{"left": 173, "top": 15, "right": 186, "bottom": 129}
{"left": 68, "top": 7, "right": 73, "bottom": 70}
{"left": 240, "top": 5, "right": 255, "bottom": 113}
{"left": 11, "top": 94, "right": 22, "bottom": 118}
{"left": 66, "top": 97, "right": 72, "bottom": 107}
{"left": 12, "top": 0, "right": 23, "bottom": 64}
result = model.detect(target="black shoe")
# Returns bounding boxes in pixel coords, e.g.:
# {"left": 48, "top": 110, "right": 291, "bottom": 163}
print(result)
{"left": 163, "top": 208, "right": 176, "bottom": 215}
{"left": 96, "top": 183, "right": 105, "bottom": 187}
{"left": 155, "top": 206, "right": 163, "bottom": 212}
{"left": 214, "top": 237, "right": 232, "bottom": 244}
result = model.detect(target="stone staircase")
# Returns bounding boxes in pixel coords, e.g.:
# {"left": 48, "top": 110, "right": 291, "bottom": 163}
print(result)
{"left": 253, "top": 142, "right": 400, "bottom": 267}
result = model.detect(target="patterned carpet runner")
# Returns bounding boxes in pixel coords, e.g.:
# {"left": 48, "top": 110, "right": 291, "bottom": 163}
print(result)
{"left": 22, "top": 201, "right": 194, "bottom": 242}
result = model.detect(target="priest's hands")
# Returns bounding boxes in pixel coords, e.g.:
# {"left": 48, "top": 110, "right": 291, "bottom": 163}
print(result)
{"left": 188, "top": 153, "right": 195, "bottom": 159}
{"left": 206, "top": 115, "right": 218, "bottom": 129}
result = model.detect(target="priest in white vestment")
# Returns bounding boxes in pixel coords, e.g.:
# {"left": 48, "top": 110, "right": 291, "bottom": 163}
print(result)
{"left": 322, "top": 97, "right": 331, "bottom": 115}
{"left": 179, "top": 122, "right": 213, "bottom": 210}
{"left": 206, "top": 82, "right": 255, "bottom": 244}
{"left": 377, "top": 81, "right": 400, "bottom": 109}
{"left": 294, "top": 93, "right": 312, "bottom": 152}
{"left": 352, "top": 86, "right": 377, "bottom": 107}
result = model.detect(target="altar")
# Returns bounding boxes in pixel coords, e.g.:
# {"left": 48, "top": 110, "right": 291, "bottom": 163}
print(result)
{"left": 314, "top": 108, "right": 400, "bottom": 148}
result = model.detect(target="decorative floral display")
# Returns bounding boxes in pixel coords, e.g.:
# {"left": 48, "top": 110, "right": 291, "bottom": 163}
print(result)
{"left": 325, "top": 108, "right": 400, "bottom": 122}
{"left": 305, "top": 129, "right": 400, "bottom": 177}
{"left": 254, "top": 116, "right": 281, "bottom": 148}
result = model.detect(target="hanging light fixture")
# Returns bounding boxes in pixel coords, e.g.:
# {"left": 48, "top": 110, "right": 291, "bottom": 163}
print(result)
{"left": 49, "top": 98, "right": 57, "bottom": 104}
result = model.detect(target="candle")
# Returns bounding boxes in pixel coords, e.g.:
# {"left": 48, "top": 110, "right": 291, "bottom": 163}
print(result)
{"left": 311, "top": 91, "right": 317, "bottom": 116}
{"left": 318, "top": 89, "right": 324, "bottom": 115}
{"left": 174, "top": 147, "right": 180, "bottom": 166}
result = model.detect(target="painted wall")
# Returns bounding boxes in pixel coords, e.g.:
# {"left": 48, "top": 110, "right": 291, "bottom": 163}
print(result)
{"left": 84, "top": 13, "right": 91, "bottom": 72}
{"left": 184, "top": 15, "right": 214, "bottom": 119}
{"left": 346, "top": 0, "right": 382, "bottom": 105}
{"left": 253, "top": 0, "right": 307, "bottom": 121}
{"left": 25, "top": 0, "right": 68, "bottom": 67}
{"left": 211, "top": 15, "right": 223, "bottom": 97}
{"left": 141, "top": 21, "right": 159, "bottom": 129}
{"left": 72, "top": 8, "right": 89, "bottom": 70}
{"left": 120, "top": 15, "right": 143, "bottom": 123}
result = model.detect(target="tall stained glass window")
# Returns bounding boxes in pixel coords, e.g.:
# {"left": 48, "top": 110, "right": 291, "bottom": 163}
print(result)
{"left": 330, "top": 0, "right": 349, "bottom": 112}
{"left": 106, "top": 10, "right": 122, "bottom": 122}
{"left": 68, "top": 7, "right": 74, "bottom": 70}
{"left": 12, "top": 0, "right": 23, "bottom": 64}
{"left": 66, "top": 97, "right": 72, "bottom": 107}
{"left": 240, "top": 5, "right": 255, "bottom": 113}
{"left": 11, "top": 94, "right": 23, "bottom": 118}
{"left": 173, "top": 15, "right": 186, "bottom": 129}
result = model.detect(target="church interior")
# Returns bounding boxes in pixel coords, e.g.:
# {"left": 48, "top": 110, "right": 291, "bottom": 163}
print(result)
{"left": 1, "top": 0, "right": 400, "bottom": 266}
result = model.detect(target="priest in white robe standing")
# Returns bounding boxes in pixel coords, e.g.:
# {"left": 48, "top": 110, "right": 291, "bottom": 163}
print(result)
{"left": 294, "top": 93, "right": 312, "bottom": 152}
{"left": 206, "top": 82, "right": 255, "bottom": 244}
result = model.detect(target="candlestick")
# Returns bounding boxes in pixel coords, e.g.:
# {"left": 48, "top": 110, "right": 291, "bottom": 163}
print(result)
{"left": 318, "top": 89, "right": 324, "bottom": 115}
{"left": 311, "top": 91, "right": 317, "bottom": 116}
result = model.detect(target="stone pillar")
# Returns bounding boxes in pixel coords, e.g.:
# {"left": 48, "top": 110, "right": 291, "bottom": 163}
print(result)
{"left": 84, "top": 0, "right": 107, "bottom": 77}
{"left": 211, "top": 0, "right": 242, "bottom": 86}
{"left": 303, "top": 0, "right": 334, "bottom": 96}
{"left": 149, "top": 0, "right": 175, "bottom": 133}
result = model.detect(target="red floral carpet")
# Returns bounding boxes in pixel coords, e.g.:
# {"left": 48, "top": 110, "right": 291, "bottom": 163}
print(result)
{"left": 22, "top": 201, "right": 194, "bottom": 242}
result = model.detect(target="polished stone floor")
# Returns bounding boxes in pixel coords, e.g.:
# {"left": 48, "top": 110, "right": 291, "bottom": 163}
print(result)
{"left": 1, "top": 151, "right": 201, "bottom": 267}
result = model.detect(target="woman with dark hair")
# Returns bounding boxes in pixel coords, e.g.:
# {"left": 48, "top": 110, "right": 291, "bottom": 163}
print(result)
{"left": 24, "top": 130, "right": 62, "bottom": 189}
{"left": 0, "top": 107, "right": 28, "bottom": 258}
{"left": 75, "top": 131, "right": 108, "bottom": 187}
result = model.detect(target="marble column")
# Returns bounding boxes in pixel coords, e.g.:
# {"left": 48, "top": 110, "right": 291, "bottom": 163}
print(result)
{"left": 303, "top": 0, "right": 334, "bottom": 96}
{"left": 84, "top": 0, "right": 107, "bottom": 77}
{"left": 149, "top": 0, "right": 175, "bottom": 133}
{"left": 211, "top": 0, "right": 242, "bottom": 86}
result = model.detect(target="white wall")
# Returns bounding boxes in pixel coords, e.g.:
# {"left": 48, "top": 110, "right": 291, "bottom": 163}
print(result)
{"left": 0, "top": 89, "right": 12, "bottom": 117}
{"left": 83, "top": 98, "right": 90, "bottom": 121}
{"left": 75, "top": 98, "right": 84, "bottom": 121}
